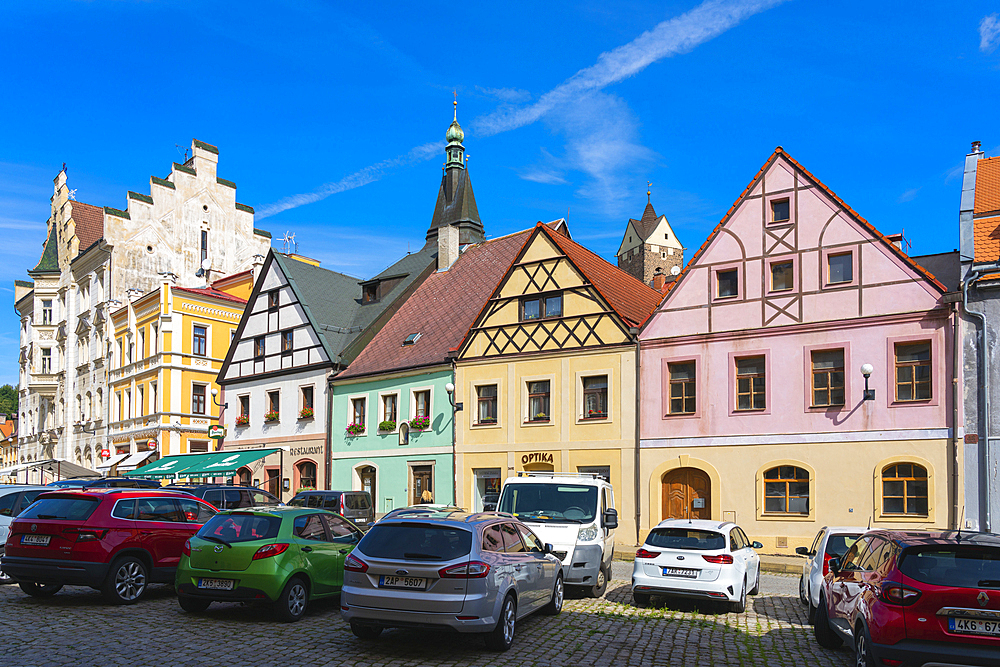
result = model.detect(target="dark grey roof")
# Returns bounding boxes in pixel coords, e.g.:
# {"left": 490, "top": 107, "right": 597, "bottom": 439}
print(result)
{"left": 427, "top": 167, "right": 484, "bottom": 245}
{"left": 911, "top": 251, "right": 960, "bottom": 292}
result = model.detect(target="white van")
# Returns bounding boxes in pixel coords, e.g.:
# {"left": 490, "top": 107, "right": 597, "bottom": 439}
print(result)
{"left": 496, "top": 472, "right": 617, "bottom": 597}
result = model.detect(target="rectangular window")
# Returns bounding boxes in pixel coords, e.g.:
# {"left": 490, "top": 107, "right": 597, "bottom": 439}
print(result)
{"left": 520, "top": 294, "right": 562, "bottom": 321}
{"left": 735, "top": 356, "right": 766, "bottom": 411}
{"left": 128, "top": 341, "right": 134, "bottom": 364}
{"left": 267, "top": 290, "right": 279, "bottom": 310}
{"left": 200, "top": 230, "right": 209, "bottom": 264}
{"left": 192, "top": 384, "right": 206, "bottom": 415}
{"left": 151, "top": 325, "right": 158, "bottom": 354}
{"left": 770, "top": 261, "right": 794, "bottom": 292}
{"left": 193, "top": 325, "right": 207, "bottom": 357}
{"left": 41, "top": 300, "right": 52, "bottom": 325}
{"left": 254, "top": 336, "right": 265, "bottom": 359}
{"left": 811, "top": 349, "right": 845, "bottom": 407}
{"left": 771, "top": 199, "right": 790, "bottom": 223}
{"left": 40, "top": 348, "right": 52, "bottom": 374}
{"left": 717, "top": 269, "right": 738, "bottom": 298}
{"left": 138, "top": 386, "right": 145, "bottom": 417}
{"left": 362, "top": 283, "right": 378, "bottom": 304}
{"left": 139, "top": 329, "right": 146, "bottom": 359}
{"left": 895, "top": 342, "right": 931, "bottom": 401}
{"left": 477, "top": 385, "right": 497, "bottom": 425}
{"left": 267, "top": 390, "right": 280, "bottom": 416}
{"left": 381, "top": 393, "right": 397, "bottom": 423}
{"left": 238, "top": 395, "right": 250, "bottom": 418}
{"left": 582, "top": 376, "right": 608, "bottom": 419}
{"left": 151, "top": 382, "right": 158, "bottom": 414}
{"left": 301, "top": 386, "right": 314, "bottom": 411}
{"left": 828, "top": 252, "right": 853, "bottom": 284}
{"left": 281, "top": 330, "right": 293, "bottom": 354}
{"left": 414, "top": 390, "right": 430, "bottom": 418}
{"left": 528, "top": 381, "right": 550, "bottom": 422}
{"left": 668, "top": 362, "right": 696, "bottom": 414}
{"left": 351, "top": 397, "right": 366, "bottom": 426}
{"left": 116, "top": 392, "right": 123, "bottom": 422}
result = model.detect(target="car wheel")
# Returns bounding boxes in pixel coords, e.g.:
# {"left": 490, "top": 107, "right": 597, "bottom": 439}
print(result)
{"left": 855, "top": 623, "right": 875, "bottom": 667}
{"left": 748, "top": 567, "right": 760, "bottom": 596}
{"left": 587, "top": 565, "right": 608, "bottom": 598}
{"left": 807, "top": 599, "right": 818, "bottom": 625}
{"left": 799, "top": 575, "right": 809, "bottom": 605}
{"left": 542, "top": 574, "right": 564, "bottom": 615}
{"left": 484, "top": 594, "right": 516, "bottom": 651}
{"left": 18, "top": 581, "right": 63, "bottom": 597}
{"left": 632, "top": 591, "right": 651, "bottom": 607}
{"left": 102, "top": 557, "right": 148, "bottom": 605}
{"left": 350, "top": 621, "right": 383, "bottom": 640}
{"left": 273, "top": 577, "right": 308, "bottom": 623}
{"left": 813, "top": 595, "right": 844, "bottom": 649}
{"left": 729, "top": 576, "right": 747, "bottom": 613}
{"left": 177, "top": 595, "right": 212, "bottom": 613}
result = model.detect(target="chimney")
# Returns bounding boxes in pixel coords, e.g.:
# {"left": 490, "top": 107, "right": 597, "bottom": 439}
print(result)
{"left": 251, "top": 254, "right": 265, "bottom": 281}
{"left": 960, "top": 140, "right": 985, "bottom": 271}
{"left": 437, "top": 223, "right": 459, "bottom": 271}
{"left": 886, "top": 233, "right": 904, "bottom": 250}
{"left": 652, "top": 267, "right": 666, "bottom": 291}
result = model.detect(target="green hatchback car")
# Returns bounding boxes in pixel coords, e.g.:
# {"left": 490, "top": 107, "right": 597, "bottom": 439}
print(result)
{"left": 175, "top": 506, "right": 362, "bottom": 621}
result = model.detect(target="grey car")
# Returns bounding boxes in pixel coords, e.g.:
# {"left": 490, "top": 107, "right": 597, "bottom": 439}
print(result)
{"left": 288, "top": 490, "right": 374, "bottom": 529}
{"left": 341, "top": 510, "right": 563, "bottom": 651}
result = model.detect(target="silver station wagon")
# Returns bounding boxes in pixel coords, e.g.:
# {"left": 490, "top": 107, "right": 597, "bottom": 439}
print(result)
{"left": 341, "top": 510, "right": 564, "bottom": 651}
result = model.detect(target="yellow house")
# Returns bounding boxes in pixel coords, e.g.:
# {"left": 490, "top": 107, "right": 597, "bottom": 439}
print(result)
{"left": 454, "top": 223, "right": 662, "bottom": 542}
{"left": 105, "top": 271, "right": 252, "bottom": 474}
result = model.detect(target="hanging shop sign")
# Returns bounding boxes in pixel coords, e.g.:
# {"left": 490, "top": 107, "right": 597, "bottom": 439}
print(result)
{"left": 208, "top": 425, "right": 227, "bottom": 440}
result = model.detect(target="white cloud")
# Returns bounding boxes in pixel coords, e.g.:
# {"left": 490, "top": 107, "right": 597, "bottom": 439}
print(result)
{"left": 981, "top": 13, "right": 1000, "bottom": 53}
{"left": 475, "top": 86, "right": 532, "bottom": 103}
{"left": 897, "top": 187, "right": 920, "bottom": 203}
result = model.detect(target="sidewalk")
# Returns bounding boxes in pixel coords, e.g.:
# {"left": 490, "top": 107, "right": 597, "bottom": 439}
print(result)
{"left": 614, "top": 549, "right": 806, "bottom": 575}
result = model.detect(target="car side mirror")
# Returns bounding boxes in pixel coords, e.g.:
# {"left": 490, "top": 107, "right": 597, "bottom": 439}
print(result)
{"left": 795, "top": 546, "right": 810, "bottom": 556}
{"left": 752, "top": 541, "right": 763, "bottom": 549}
{"left": 828, "top": 557, "right": 841, "bottom": 574}
{"left": 543, "top": 543, "right": 554, "bottom": 554}
{"left": 603, "top": 508, "right": 618, "bottom": 529}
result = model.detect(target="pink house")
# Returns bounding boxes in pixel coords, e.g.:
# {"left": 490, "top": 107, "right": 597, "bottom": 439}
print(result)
{"left": 638, "top": 148, "right": 959, "bottom": 550}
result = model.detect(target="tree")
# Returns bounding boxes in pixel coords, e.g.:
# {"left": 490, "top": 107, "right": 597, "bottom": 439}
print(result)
{"left": 0, "top": 385, "right": 18, "bottom": 419}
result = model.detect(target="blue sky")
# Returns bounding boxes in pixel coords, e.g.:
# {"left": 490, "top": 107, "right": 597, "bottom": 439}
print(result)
{"left": 1, "top": 1, "right": 999, "bottom": 387}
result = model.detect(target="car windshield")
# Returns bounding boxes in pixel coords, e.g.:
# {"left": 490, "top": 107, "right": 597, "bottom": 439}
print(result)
{"left": 826, "top": 534, "right": 861, "bottom": 557}
{"left": 197, "top": 514, "right": 281, "bottom": 543}
{"left": 496, "top": 483, "right": 597, "bottom": 523}
{"left": 646, "top": 528, "right": 726, "bottom": 551}
{"left": 358, "top": 524, "right": 472, "bottom": 561}
{"left": 19, "top": 497, "right": 99, "bottom": 521}
{"left": 899, "top": 545, "right": 1000, "bottom": 589}
{"left": 47, "top": 480, "right": 89, "bottom": 487}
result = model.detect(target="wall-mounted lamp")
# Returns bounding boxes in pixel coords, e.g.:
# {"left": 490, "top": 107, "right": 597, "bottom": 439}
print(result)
{"left": 444, "top": 383, "right": 463, "bottom": 411}
{"left": 210, "top": 387, "right": 227, "bottom": 410}
{"left": 860, "top": 363, "right": 875, "bottom": 401}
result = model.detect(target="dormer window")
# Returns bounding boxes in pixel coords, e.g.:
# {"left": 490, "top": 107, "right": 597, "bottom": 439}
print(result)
{"left": 402, "top": 333, "right": 422, "bottom": 346}
{"left": 362, "top": 283, "right": 378, "bottom": 304}
{"left": 267, "top": 290, "right": 279, "bottom": 310}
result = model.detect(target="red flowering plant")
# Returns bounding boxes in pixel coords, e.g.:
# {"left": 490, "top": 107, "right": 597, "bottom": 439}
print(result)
{"left": 345, "top": 422, "right": 365, "bottom": 436}
{"left": 263, "top": 410, "right": 280, "bottom": 423}
{"left": 235, "top": 414, "right": 250, "bottom": 427}
{"left": 299, "top": 407, "right": 314, "bottom": 420}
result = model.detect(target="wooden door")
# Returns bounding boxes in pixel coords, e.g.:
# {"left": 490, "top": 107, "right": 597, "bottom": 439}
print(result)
{"left": 412, "top": 466, "right": 432, "bottom": 505}
{"left": 360, "top": 466, "right": 376, "bottom": 502}
{"left": 661, "top": 468, "right": 711, "bottom": 520}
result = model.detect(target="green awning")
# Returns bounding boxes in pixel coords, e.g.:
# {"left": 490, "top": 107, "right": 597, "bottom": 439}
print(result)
{"left": 122, "top": 449, "right": 281, "bottom": 479}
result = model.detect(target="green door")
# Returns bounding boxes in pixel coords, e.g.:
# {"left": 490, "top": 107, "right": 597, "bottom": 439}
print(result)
{"left": 319, "top": 514, "right": 362, "bottom": 591}
{"left": 291, "top": 513, "right": 340, "bottom": 596}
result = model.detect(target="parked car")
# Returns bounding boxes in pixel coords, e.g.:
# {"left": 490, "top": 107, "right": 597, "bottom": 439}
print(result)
{"left": 175, "top": 506, "right": 362, "bottom": 621}
{"left": 341, "top": 509, "right": 563, "bottom": 651}
{"left": 0, "top": 485, "right": 50, "bottom": 584}
{"left": 378, "top": 504, "right": 465, "bottom": 522}
{"left": 287, "top": 490, "right": 374, "bottom": 528}
{"left": 631, "top": 519, "right": 763, "bottom": 612}
{"left": 163, "top": 484, "right": 281, "bottom": 509}
{"left": 497, "top": 472, "right": 617, "bottom": 597}
{"left": 48, "top": 477, "right": 161, "bottom": 489}
{"left": 2, "top": 489, "right": 217, "bottom": 604}
{"left": 814, "top": 529, "right": 1000, "bottom": 666}
{"left": 482, "top": 493, "right": 499, "bottom": 512}
{"left": 796, "top": 526, "right": 865, "bottom": 623}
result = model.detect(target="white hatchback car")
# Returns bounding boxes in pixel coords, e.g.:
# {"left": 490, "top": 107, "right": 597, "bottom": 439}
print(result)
{"left": 631, "top": 519, "right": 762, "bottom": 612}
{"left": 0, "top": 485, "right": 50, "bottom": 584}
{"left": 795, "top": 526, "right": 864, "bottom": 623}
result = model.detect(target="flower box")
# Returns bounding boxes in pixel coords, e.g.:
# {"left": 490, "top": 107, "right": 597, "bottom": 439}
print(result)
{"left": 477, "top": 417, "right": 497, "bottom": 426}
{"left": 263, "top": 411, "right": 280, "bottom": 423}
{"left": 409, "top": 416, "right": 430, "bottom": 431}
{"left": 235, "top": 415, "right": 250, "bottom": 427}
{"left": 299, "top": 407, "right": 314, "bottom": 420}
{"left": 345, "top": 422, "right": 365, "bottom": 436}
{"left": 378, "top": 420, "right": 397, "bottom": 432}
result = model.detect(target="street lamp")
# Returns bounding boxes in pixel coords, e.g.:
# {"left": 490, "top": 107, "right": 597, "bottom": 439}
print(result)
{"left": 210, "top": 387, "right": 227, "bottom": 410}
{"left": 444, "top": 383, "right": 463, "bottom": 411}
{"left": 860, "top": 363, "right": 875, "bottom": 401}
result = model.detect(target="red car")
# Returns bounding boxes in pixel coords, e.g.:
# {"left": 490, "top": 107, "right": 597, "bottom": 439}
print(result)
{"left": 814, "top": 529, "right": 1000, "bottom": 666}
{"left": 2, "top": 489, "right": 216, "bottom": 604}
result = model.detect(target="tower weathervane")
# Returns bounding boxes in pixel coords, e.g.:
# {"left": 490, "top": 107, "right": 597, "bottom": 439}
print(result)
{"left": 453, "top": 90, "right": 458, "bottom": 121}
{"left": 647, "top": 181, "right": 652, "bottom": 203}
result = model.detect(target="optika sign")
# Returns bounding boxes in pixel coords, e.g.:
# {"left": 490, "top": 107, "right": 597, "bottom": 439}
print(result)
{"left": 521, "top": 452, "right": 554, "bottom": 465}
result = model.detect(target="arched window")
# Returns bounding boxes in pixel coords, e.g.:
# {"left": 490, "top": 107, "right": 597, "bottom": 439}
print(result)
{"left": 296, "top": 461, "right": 317, "bottom": 491}
{"left": 238, "top": 466, "right": 252, "bottom": 487}
{"left": 763, "top": 465, "right": 809, "bottom": 514}
{"left": 882, "top": 463, "right": 928, "bottom": 515}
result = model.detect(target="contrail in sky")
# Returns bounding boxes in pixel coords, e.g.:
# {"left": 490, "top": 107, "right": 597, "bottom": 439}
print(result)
{"left": 256, "top": 0, "right": 786, "bottom": 220}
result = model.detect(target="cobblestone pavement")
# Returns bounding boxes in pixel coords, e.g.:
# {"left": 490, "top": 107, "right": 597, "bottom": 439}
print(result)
{"left": 0, "top": 573, "right": 851, "bottom": 667}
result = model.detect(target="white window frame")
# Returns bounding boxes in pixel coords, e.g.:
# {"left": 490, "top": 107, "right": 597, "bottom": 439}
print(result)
{"left": 378, "top": 390, "right": 400, "bottom": 432}
{"left": 575, "top": 367, "right": 614, "bottom": 424}
{"left": 521, "top": 373, "right": 556, "bottom": 427}
{"left": 471, "top": 380, "right": 502, "bottom": 429}
{"left": 409, "top": 385, "right": 434, "bottom": 423}
{"left": 192, "top": 321, "right": 210, "bottom": 358}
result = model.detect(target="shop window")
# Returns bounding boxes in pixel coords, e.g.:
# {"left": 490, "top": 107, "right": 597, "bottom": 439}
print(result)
{"left": 882, "top": 463, "right": 928, "bottom": 515}
{"left": 895, "top": 342, "right": 931, "bottom": 401}
{"left": 811, "top": 349, "right": 845, "bottom": 407}
{"left": 582, "top": 376, "right": 608, "bottom": 419}
{"left": 476, "top": 385, "right": 497, "bottom": 425}
{"left": 668, "top": 362, "right": 696, "bottom": 414}
{"left": 527, "top": 381, "right": 550, "bottom": 422}
{"left": 735, "top": 356, "right": 766, "bottom": 411}
{"left": 763, "top": 466, "right": 809, "bottom": 514}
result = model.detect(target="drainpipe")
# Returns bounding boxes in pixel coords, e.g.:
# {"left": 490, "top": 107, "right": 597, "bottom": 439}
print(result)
{"left": 450, "top": 359, "right": 458, "bottom": 507}
{"left": 631, "top": 327, "right": 641, "bottom": 547}
{"left": 951, "top": 301, "right": 961, "bottom": 529}
{"left": 962, "top": 269, "right": 991, "bottom": 531}
{"left": 325, "top": 371, "right": 334, "bottom": 491}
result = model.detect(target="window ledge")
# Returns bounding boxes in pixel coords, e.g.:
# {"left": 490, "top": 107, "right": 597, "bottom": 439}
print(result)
{"left": 472, "top": 421, "right": 501, "bottom": 429}
{"left": 297, "top": 416, "right": 314, "bottom": 421}
{"left": 889, "top": 399, "right": 933, "bottom": 407}
{"left": 874, "top": 513, "right": 931, "bottom": 523}
{"left": 522, "top": 419, "right": 552, "bottom": 427}
{"left": 806, "top": 405, "right": 846, "bottom": 412}
{"left": 757, "top": 513, "right": 815, "bottom": 522}
{"left": 663, "top": 412, "right": 698, "bottom": 419}
{"left": 713, "top": 295, "right": 740, "bottom": 302}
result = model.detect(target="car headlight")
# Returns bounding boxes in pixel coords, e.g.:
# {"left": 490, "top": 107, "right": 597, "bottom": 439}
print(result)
{"left": 578, "top": 524, "right": 599, "bottom": 541}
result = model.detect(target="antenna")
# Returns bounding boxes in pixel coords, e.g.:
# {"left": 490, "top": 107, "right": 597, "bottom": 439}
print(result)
{"left": 280, "top": 231, "right": 297, "bottom": 255}
{"left": 175, "top": 144, "right": 189, "bottom": 162}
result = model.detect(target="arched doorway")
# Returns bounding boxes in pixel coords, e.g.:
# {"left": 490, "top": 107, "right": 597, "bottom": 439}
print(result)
{"left": 237, "top": 466, "right": 252, "bottom": 487}
{"left": 662, "top": 467, "right": 712, "bottom": 521}
{"left": 359, "top": 466, "right": 376, "bottom": 505}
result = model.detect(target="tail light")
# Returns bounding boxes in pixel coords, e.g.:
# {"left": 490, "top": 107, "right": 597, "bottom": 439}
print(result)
{"left": 439, "top": 561, "right": 490, "bottom": 579}
{"left": 822, "top": 552, "right": 834, "bottom": 576}
{"left": 879, "top": 583, "right": 922, "bottom": 606}
{"left": 182, "top": 539, "right": 191, "bottom": 556}
{"left": 252, "top": 543, "right": 290, "bottom": 560}
{"left": 702, "top": 554, "right": 734, "bottom": 564}
{"left": 64, "top": 528, "right": 107, "bottom": 542}
{"left": 635, "top": 548, "right": 660, "bottom": 559}
{"left": 344, "top": 553, "right": 369, "bottom": 573}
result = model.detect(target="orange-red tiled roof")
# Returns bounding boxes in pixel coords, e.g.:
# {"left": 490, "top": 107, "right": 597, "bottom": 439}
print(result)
{"left": 974, "top": 215, "right": 1000, "bottom": 265}
{"left": 71, "top": 201, "right": 104, "bottom": 251}
{"left": 212, "top": 269, "right": 253, "bottom": 288}
{"left": 663, "top": 147, "right": 947, "bottom": 298}
{"left": 541, "top": 224, "right": 663, "bottom": 327}
{"left": 173, "top": 285, "right": 247, "bottom": 304}
{"left": 974, "top": 156, "right": 1000, "bottom": 216}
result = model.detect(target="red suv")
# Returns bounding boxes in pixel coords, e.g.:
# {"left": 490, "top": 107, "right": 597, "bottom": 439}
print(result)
{"left": 2, "top": 489, "right": 216, "bottom": 604}
{"left": 814, "top": 529, "right": 1000, "bottom": 666}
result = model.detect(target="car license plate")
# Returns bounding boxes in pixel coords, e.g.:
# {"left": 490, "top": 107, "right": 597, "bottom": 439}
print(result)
{"left": 197, "top": 578, "right": 235, "bottom": 590}
{"left": 354, "top": 518, "right": 367, "bottom": 523}
{"left": 21, "top": 535, "right": 50, "bottom": 546}
{"left": 662, "top": 567, "right": 698, "bottom": 578}
{"left": 379, "top": 575, "right": 426, "bottom": 590}
{"left": 950, "top": 617, "right": 1000, "bottom": 637}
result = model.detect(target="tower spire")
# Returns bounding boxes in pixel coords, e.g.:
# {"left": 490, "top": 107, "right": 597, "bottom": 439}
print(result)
{"left": 445, "top": 96, "right": 466, "bottom": 170}
{"left": 453, "top": 90, "right": 458, "bottom": 121}
{"left": 647, "top": 181, "right": 652, "bottom": 204}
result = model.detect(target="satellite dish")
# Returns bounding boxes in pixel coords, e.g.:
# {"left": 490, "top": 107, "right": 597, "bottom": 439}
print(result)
{"left": 201, "top": 258, "right": 212, "bottom": 271}
{"left": 670, "top": 265, "right": 681, "bottom": 276}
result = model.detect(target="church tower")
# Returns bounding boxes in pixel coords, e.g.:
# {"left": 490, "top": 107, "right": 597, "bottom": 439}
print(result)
{"left": 425, "top": 100, "right": 485, "bottom": 246}
{"left": 616, "top": 188, "right": 684, "bottom": 287}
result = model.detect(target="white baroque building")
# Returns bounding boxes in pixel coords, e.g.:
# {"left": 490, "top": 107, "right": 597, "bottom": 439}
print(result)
{"left": 14, "top": 139, "right": 271, "bottom": 477}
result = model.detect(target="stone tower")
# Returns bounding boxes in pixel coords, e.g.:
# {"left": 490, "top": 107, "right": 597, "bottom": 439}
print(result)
{"left": 616, "top": 195, "right": 684, "bottom": 287}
